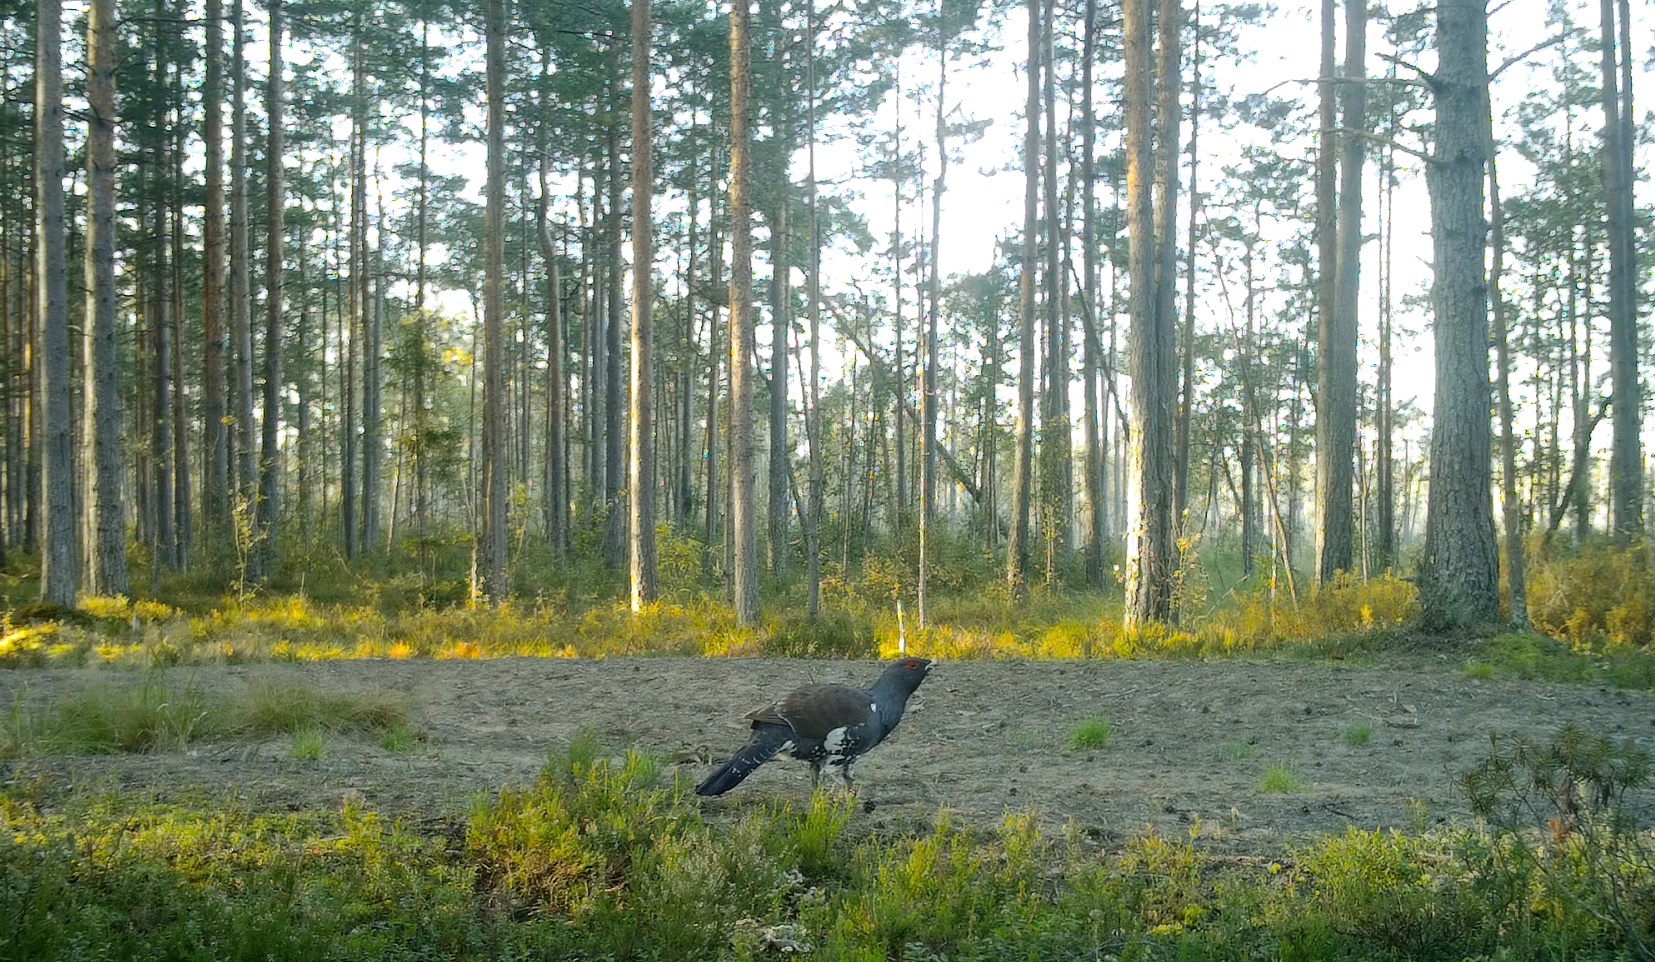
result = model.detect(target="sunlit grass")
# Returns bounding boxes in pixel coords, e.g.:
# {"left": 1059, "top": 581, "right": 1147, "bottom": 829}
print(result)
{"left": 1259, "top": 764, "right": 1305, "bottom": 794}
{"left": 1067, "top": 717, "right": 1112, "bottom": 750}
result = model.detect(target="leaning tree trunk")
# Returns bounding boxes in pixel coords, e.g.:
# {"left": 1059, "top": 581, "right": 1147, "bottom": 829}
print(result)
{"left": 1420, "top": 0, "right": 1499, "bottom": 630}
{"left": 728, "top": 0, "right": 760, "bottom": 625}
{"left": 231, "top": 0, "right": 258, "bottom": 576}
{"left": 84, "top": 0, "right": 127, "bottom": 596}
{"left": 37, "top": 0, "right": 76, "bottom": 606}
{"left": 628, "top": 0, "right": 657, "bottom": 610}
{"left": 1487, "top": 116, "right": 1528, "bottom": 629}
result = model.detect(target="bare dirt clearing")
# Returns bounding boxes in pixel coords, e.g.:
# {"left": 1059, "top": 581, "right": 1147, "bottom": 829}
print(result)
{"left": 5, "top": 656, "right": 1653, "bottom": 853}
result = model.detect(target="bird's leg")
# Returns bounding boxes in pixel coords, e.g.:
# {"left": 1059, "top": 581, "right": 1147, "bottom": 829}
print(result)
{"left": 810, "top": 763, "right": 823, "bottom": 792}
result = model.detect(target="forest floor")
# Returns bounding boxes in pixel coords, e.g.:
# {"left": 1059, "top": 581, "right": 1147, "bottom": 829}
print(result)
{"left": 5, "top": 651, "right": 1653, "bottom": 855}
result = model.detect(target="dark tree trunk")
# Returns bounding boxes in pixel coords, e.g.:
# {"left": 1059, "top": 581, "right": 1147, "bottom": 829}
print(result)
{"left": 1420, "top": 0, "right": 1499, "bottom": 629}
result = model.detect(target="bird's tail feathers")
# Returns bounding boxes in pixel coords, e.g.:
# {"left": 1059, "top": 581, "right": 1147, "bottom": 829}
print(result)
{"left": 695, "top": 736, "right": 786, "bottom": 796}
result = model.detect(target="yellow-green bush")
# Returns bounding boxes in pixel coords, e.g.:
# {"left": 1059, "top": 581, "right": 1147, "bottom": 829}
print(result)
{"left": 1528, "top": 542, "right": 1654, "bottom": 650}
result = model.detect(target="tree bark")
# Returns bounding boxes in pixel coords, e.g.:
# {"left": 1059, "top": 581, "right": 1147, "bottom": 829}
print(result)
{"left": 1006, "top": 0, "right": 1039, "bottom": 593}
{"left": 258, "top": 0, "right": 285, "bottom": 578}
{"left": 202, "top": 0, "right": 229, "bottom": 547}
{"left": 1599, "top": 0, "right": 1642, "bottom": 538}
{"left": 1124, "top": 0, "right": 1175, "bottom": 625}
{"left": 231, "top": 0, "right": 257, "bottom": 577}
{"left": 36, "top": 0, "right": 76, "bottom": 605}
{"left": 1314, "top": 0, "right": 1356, "bottom": 583}
{"left": 729, "top": 0, "right": 760, "bottom": 625}
{"left": 1080, "top": 0, "right": 1104, "bottom": 587}
{"left": 478, "top": 0, "right": 509, "bottom": 601}
{"left": 1420, "top": 0, "right": 1499, "bottom": 630}
{"left": 84, "top": 0, "right": 126, "bottom": 596}
{"left": 1487, "top": 111, "right": 1528, "bottom": 629}
{"left": 629, "top": 0, "right": 657, "bottom": 609}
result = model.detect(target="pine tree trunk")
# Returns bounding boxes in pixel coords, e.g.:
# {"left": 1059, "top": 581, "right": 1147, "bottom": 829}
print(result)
{"left": 478, "top": 0, "right": 509, "bottom": 601}
{"left": 805, "top": 0, "right": 824, "bottom": 619}
{"left": 1080, "top": 0, "right": 1103, "bottom": 587}
{"left": 231, "top": 0, "right": 258, "bottom": 578}
{"left": 604, "top": 110, "right": 626, "bottom": 570}
{"left": 258, "top": 0, "right": 285, "bottom": 578}
{"left": 1420, "top": 0, "right": 1498, "bottom": 629}
{"left": 36, "top": 0, "right": 76, "bottom": 605}
{"left": 1173, "top": 1, "right": 1200, "bottom": 538}
{"left": 202, "top": 0, "right": 229, "bottom": 548}
{"left": 82, "top": 0, "right": 126, "bottom": 596}
{"left": 1313, "top": 0, "right": 1355, "bottom": 582}
{"left": 729, "top": 0, "right": 760, "bottom": 625}
{"left": 1006, "top": 0, "right": 1039, "bottom": 593}
{"left": 768, "top": 200, "right": 789, "bottom": 577}
{"left": 1487, "top": 115, "right": 1528, "bottom": 629}
{"left": 1599, "top": 0, "right": 1642, "bottom": 538}
{"left": 628, "top": 0, "right": 657, "bottom": 610}
{"left": 1124, "top": 0, "right": 1175, "bottom": 626}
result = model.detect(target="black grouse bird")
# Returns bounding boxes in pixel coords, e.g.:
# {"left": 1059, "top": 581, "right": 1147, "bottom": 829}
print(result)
{"left": 695, "top": 658, "right": 935, "bottom": 796}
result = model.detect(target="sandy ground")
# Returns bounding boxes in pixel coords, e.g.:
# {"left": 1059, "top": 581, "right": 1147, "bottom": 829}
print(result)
{"left": 4, "top": 656, "right": 1653, "bottom": 853}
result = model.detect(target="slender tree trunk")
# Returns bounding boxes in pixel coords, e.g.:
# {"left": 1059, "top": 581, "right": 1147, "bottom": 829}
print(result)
{"left": 769, "top": 200, "right": 789, "bottom": 576}
{"left": 202, "top": 0, "right": 229, "bottom": 548}
{"left": 258, "top": 0, "right": 285, "bottom": 578}
{"left": 1310, "top": 0, "right": 1350, "bottom": 582}
{"left": 1173, "top": 0, "right": 1200, "bottom": 536}
{"left": 604, "top": 103, "right": 626, "bottom": 570}
{"left": 231, "top": 0, "right": 257, "bottom": 578}
{"left": 629, "top": 0, "right": 657, "bottom": 609}
{"left": 537, "top": 57, "right": 567, "bottom": 556}
{"left": 920, "top": 8, "right": 948, "bottom": 625}
{"left": 37, "top": 0, "right": 75, "bottom": 605}
{"left": 1487, "top": 112, "right": 1528, "bottom": 629}
{"left": 83, "top": 0, "right": 126, "bottom": 596}
{"left": 805, "top": 0, "right": 824, "bottom": 618}
{"left": 1374, "top": 60, "right": 1397, "bottom": 570}
{"left": 478, "top": 0, "right": 508, "bottom": 601}
{"left": 703, "top": 164, "right": 723, "bottom": 582}
{"left": 1080, "top": 0, "right": 1103, "bottom": 586}
{"left": 729, "top": 0, "right": 760, "bottom": 624}
{"left": 1599, "top": 0, "right": 1642, "bottom": 538}
{"left": 1420, "top": 0, "right": 1498, "bottom": 629}
{"left": 1006, "top": 0, "right": 1039, "bottom": 592}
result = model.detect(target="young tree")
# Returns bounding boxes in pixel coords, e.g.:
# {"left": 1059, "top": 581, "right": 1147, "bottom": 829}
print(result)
{"left": 1314, "top": 0, "right": 1356, "bottom": 583}
{"left": 1419, "top": 0, "right": 1498, "bottom": 629}
{"left": 36, "top": 0, "right": 75, "bottom": 606}
{"left": 629, "top": 0, "right": 657, "bottom": 610}
{"left": 84, "top": 0, "right": 127, "bottom": 595}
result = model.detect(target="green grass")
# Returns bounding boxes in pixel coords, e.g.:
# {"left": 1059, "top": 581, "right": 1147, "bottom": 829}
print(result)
{"left": 1259, "top": 764, "right": 1304, "bottom": 794}
{"left": 292, "top": 725, "right": 327, "bottom": 760}
{"left": 1221, "top": 740, "right": 1256, "bottom": 760}
{"left": 1068, "top": 717, "right": 1112, "bottom": 750}
{"left": 2, "top": 675, "right": 409, "bottom": 759}
{"left": 379, "top": 725, "right": 418, "bottom": 753}
{"left": 1342, "top": 723, "right": 1372, "bottom": 747}
{"left": 2, "top": 740, "right": 1646, "bottom": 961}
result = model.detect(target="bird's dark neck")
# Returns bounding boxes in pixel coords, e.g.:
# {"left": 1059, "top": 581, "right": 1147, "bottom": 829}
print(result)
{"left": 869, "top": 678, "right": 918, "bottom": 729}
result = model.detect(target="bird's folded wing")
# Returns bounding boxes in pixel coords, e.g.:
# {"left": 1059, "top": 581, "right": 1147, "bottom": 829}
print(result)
{"left": 747, "top": 685, "right": 875, "bottom": 740}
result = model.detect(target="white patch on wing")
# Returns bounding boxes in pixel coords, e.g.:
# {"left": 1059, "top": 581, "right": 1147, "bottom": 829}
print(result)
{"left": 823, "top": 727, "right": 849, "bottom": 753}
{"left": 869, "top": 702, "right": 877, "bottom": 714}
{"left": 777, "top": 740, "right": 796, "bottom": 759}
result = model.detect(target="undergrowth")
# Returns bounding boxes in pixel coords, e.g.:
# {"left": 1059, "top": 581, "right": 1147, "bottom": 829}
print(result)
{"left": 4, "top": 730, "right": 1651, "bottom": 960}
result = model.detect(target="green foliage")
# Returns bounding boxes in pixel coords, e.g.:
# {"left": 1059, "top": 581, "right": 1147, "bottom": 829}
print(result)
{"left": 1341, "top": 723, "right": 1372, "bottom": 747}
{"left": 1462, "top": 726, "right": 1655, "bottom": 955}
{"left": 291, "top": 725, "right": 327, "bottom": 760}
{"left": 1068, "top": 717, "right": 1112, "bottom": 750}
